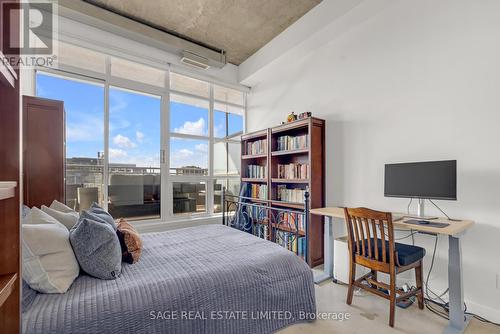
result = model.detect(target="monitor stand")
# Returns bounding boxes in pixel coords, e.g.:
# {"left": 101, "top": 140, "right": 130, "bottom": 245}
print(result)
{"left": 400, "top": 199, "right": 438, "bottom": 220}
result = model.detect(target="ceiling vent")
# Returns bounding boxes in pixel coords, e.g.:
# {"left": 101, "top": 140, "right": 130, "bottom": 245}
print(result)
{"left": 181, "top": 51, "right": 211, "bottom": 70}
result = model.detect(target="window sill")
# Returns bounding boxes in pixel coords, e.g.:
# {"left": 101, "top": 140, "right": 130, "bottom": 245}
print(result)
{"left": 130, "top": 214, "right": 223, "bottom": 233}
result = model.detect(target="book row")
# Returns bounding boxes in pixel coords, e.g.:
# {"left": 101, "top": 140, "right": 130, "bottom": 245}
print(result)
{"left": 247, "top": 164, "right": 267, "bottom": 179}
{"left": 276, "top": 134, "right": 308, "bottom": 151}
{"left": 250, "top": 184, "right": 268, "bottom": 200}
{"left": 276, "top": 232, "right": 306, "bottom": 259}
{"left": 279, "top": 212, "right": 306, "bottom": 232}
{"left": 246, "top": 139, "right": 267, "bottom": 155}
{"left": 277, "top": 163, "right": 309, "bottom": 180}
{"left": 276, "top": 186, "right": 306, "bottom": 203}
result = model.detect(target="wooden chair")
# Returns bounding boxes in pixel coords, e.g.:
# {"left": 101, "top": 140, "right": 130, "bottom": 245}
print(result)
{"left": 343, "top": 207, "right": 425, "bottom": 327}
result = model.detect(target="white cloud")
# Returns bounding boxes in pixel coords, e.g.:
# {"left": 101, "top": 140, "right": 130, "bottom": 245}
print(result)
{"left": 136, "top": 131, "right": 145, "bottom": 143}
{"left": 170, "top": 148, "right": 207, "bottom": 169}
{"left": 177, "top": 149, "right": 194, "bottom": 159}
{"left": 195, "top": 143, "right": 208, "bottom": 153}
{"left": 113, "top": 134, "right": 137, "bottom": 149}
{"left": 173, "top": 118, "right": 206, "bottom": 136}
{"left": 109, "top": 148, "right": 127, "bottom": 158}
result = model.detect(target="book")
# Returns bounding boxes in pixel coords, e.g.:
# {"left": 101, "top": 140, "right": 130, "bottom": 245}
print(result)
{"left": 250, "top": 184, "right": 267, "bottom": 200}
{"left": 277, "top": 186, "right": 306, "bottom": 203}
{"left": 277, "top": 163, "right": 309, "bottom": 179}
{"left": 247, "top": 164, "right": 267, "bottom": 178}
{"left": 276, "top": 134, "right": 308, "bottom": 151}
{"left": 246, "top": 138, "right": 267, "bottom": 155}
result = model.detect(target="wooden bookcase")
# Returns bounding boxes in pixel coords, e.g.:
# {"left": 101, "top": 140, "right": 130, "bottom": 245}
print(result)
{"left": 241, "top": 117, "right": 325, "bottom": 267}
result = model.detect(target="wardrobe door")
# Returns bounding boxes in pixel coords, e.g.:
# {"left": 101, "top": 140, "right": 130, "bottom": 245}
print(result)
{"left": 23, "top": 96, "right": 65, "bottom": 208}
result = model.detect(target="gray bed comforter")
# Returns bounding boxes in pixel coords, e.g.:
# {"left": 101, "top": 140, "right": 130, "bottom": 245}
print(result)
{"left": 23, "top": 224, "right": 316, "bottom": 334}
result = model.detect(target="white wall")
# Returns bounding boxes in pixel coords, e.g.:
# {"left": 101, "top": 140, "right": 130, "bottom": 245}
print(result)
{"left": 243, "top": 0, "right": 500, "bottom": 322}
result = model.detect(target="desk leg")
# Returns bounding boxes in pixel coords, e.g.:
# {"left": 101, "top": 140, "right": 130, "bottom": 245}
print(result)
{"left": 313, "top": 216, "right": 334, "bottom": 284}
{"left": 444, "top": 235, "right": 471, "bottom": 334}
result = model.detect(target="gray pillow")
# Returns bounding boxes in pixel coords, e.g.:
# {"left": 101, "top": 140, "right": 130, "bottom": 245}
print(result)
{"left": 22, "top": 280, "right": 37, "bottom": 312}
{"left": 86, "top": 203, "right": 117, "bottom": 231}
{"left": 69, "top": 217, "right": 121, "bottom": 280}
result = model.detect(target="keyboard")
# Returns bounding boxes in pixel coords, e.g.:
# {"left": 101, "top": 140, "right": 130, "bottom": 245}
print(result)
{"left": 404, "top": 219, "right": 449, "bottom": 228}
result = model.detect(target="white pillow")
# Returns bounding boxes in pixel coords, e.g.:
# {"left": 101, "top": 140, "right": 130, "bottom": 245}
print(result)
{"left": 49, "top": 200, "right": 75, "bottom": 213}
{"left": 22, "top": 208, "right": 80, "bottom": 293}
{"left": 41, "top": 205, "right": 79, "bottom": 230}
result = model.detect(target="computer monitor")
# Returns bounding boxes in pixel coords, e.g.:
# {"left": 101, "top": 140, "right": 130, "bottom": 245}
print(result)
{"left": 384, "top": 160, "right": 456, "bottom": 217}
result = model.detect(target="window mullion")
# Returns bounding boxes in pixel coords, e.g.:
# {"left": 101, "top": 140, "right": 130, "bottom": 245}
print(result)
{"left": 161, "top": 66, "right": 171, "bottom": 220}
{"left": 207, "top": 83, "right": 215, "bottom": 214}
{"left": 103, "top": 56, "right": 111, "bottom": 211}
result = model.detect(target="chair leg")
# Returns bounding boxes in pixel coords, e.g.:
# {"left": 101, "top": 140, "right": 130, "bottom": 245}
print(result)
{"left": 346, "top": 260, "right": 356, "bottom": 305}
{"left": 369, "top": 270, "right": 378, "bottom": 288}
{"left": 389, "top": 270, "right": 396, "bottom": 327}
{"left": 415, "top": 261, "right": 424, "bottom": 310}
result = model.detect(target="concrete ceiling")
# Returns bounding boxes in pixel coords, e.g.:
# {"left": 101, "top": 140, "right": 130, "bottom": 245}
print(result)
{"left": 84, "top": 0, "right": 322, "bottom": 65}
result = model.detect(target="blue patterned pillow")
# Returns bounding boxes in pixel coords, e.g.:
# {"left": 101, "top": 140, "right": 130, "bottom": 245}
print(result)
{"left": 70, "top": 216, "right": 121, "bottom": 280}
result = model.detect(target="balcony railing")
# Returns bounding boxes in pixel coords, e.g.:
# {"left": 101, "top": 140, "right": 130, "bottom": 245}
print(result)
{"left": 64, "top": 163, "right": 210, "bottom": 218}
{"left": 65, "top": 164, "right": 208, "bottom": 178}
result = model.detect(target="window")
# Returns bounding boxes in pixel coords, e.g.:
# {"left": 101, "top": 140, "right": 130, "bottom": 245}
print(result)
{"left": 213, "top": 179, "right": 240, "bottom": 213}
{"left": 214, "top": 141, "right": 240, "bottom": 175}
{"left": 173, "top": 182, "right": 206, "bottom": 214}
{"left": 170, "top": 94, "right": 209, "bottom": 136}
{"left": 110, "top": 57, "right": 165, "bottom": 87}
{"left": 169, "top": 138, "right": 208, "bottom": 176}
{"left": 36, "top": 48, "right": 246, "bottom": 222}
{"left": 57, "top": 41, "right": 106, "bottom": 74}
{"left": 214, "top": 103, "right": 244, "bottom": 139}
{"left": 36, "top": 72, "right": 105, "bottom": 211}
{"left": 108, "top": 87, "right": 161, "bottom": 220}
{"left": 170, "top": 72, "right": 209, "bottom": 98}
{"left": 214, "top": 84, "right": 245, "bottom": 106}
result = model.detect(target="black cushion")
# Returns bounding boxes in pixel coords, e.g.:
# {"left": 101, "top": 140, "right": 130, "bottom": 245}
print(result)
{"left": 355, "top": 238, "right": 425, "bottom": 266}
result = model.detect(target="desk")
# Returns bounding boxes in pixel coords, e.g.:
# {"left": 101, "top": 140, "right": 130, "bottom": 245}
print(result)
{"left": 310, "top": 207, "right": 474, "bottom": 334}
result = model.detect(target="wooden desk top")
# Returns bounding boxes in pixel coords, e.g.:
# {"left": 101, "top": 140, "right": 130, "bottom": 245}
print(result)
{"left": 310, "top": 207, "right": 474, "bottom": 236}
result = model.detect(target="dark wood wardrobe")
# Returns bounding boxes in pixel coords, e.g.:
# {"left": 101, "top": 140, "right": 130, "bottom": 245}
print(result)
{"left": 0, "top": 0, "right": 21, "bottom": 331}
{"left": 22, "top": 96, "right": 65, "bottom": 208}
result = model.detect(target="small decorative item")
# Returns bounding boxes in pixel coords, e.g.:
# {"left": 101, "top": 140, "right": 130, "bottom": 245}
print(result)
{"left": 287, "top": 112, "right": 297, "bottom": 123}
{"left": 298, "top": 112, "right": 312, "bottom": 120}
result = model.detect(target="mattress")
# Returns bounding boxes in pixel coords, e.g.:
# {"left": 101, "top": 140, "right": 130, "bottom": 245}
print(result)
{"left": 22, "top": 224, "right": 316, "bottom": 334}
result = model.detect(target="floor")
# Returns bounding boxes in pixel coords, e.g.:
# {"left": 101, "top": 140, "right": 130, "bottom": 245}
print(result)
{"left": 279, "top": 280, "right": 499, "bottom": 334}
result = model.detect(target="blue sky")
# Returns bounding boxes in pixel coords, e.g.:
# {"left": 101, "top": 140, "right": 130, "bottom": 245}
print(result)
{"left": 36, "top": 73, "right": 243, "bottom": 169}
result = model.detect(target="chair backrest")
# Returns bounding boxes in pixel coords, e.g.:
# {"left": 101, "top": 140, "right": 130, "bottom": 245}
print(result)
{"left": 343, "top": 207, "right": 396, "bottom": 267}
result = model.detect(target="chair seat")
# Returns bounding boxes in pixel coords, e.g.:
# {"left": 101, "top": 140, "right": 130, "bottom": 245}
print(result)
{"left": 356, "top": 238, "right": 425, "bottom": 266}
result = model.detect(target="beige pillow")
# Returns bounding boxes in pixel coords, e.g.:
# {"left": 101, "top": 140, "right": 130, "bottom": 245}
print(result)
{"left": 22, "top": 208, "right": 80, "bottom": 293}
{"left": 41, "top": 205, "right": 79, "bottom": 230}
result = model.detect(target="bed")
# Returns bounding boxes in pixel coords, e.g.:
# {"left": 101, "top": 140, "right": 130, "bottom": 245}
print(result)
{"left": 22, "top": 224, "right": 316, "bottom": 334}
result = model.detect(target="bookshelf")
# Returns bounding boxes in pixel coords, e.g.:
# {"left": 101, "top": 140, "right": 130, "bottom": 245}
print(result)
{"left": 241, "top": 117, "right": 325, "bottom": 267}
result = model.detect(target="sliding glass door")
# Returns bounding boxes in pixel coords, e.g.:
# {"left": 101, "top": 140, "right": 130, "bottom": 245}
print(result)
{"left": 107, "top": 87, "right": 162, "bottom": 220}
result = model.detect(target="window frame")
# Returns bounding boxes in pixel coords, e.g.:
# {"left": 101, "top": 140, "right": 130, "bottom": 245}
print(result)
{"left": 35, "top": 52, "right": 246, "bottom": 224}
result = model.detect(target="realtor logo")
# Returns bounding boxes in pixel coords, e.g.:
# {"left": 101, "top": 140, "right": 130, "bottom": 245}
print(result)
{"left": 1, "top": 1, "right": 58, "bottom": 68}
{"left": 2, "top": 1, "right": 54, "bottom": 54}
